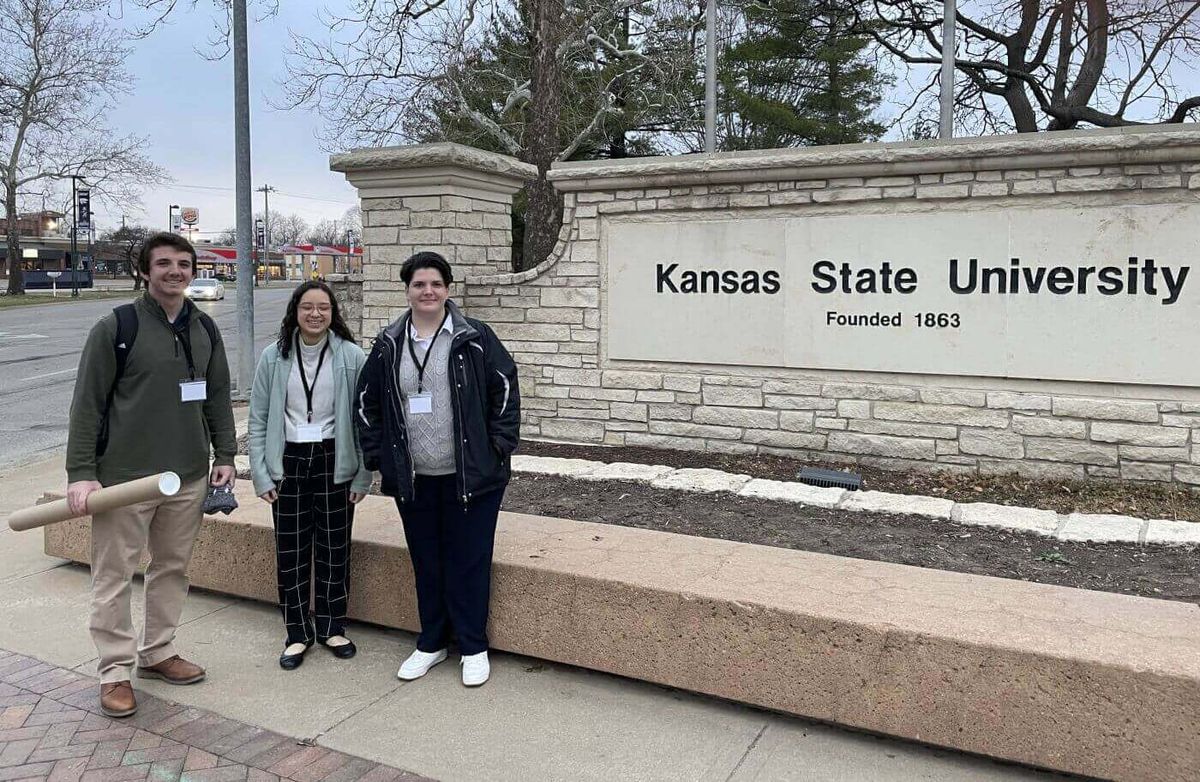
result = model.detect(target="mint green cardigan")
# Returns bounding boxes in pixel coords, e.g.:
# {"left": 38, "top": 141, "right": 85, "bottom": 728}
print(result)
{"left": 247, "top": 334, "right": 372, "bottom": 496}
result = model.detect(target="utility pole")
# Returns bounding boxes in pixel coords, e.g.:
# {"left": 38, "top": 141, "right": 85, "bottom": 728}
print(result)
{"left": 233, "top": 0, "right": 255, "bottom": 400}
{"left": 704, "top": 0, "right": 717, "bottom": 153}
{"left": 940, "top": 0, "right": 956, "bottom": 139}
{"left": 257, "top": 184, "right": 275, "bottom": 282}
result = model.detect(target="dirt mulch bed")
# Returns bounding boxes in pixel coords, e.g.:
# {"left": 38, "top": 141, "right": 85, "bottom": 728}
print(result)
{"left": 520, "top": 440, "right": 1200, "bottom": 523}
{"left": 504, "top": 473, "right": 1200, "bottom": 605}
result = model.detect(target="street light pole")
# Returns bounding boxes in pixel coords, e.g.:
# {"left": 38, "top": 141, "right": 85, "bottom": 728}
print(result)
{"left": 940, "top": 0, "right": 957, "bottom": 139}
{"left": 232, "top": 0, "right": 255, "bottom": 401}
{"left": 70, "top": 176, "right": 78, "bottom": 298}
{"left": 704, "top": 0, "right": 717, "bottom": 153}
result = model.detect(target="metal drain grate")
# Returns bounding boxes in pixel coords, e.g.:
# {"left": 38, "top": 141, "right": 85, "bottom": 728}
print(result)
{"left": 797, "top": 467, "right": 862, "bottom": 491}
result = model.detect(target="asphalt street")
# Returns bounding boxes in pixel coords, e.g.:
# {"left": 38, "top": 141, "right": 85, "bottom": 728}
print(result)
{"left": 0, "top": 287, "right": 292, "bottom": 468}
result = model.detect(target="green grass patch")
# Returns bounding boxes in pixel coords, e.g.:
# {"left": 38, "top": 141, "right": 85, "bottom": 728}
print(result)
{"left": 0, "top": 290, "right": 139, "bottom": 309}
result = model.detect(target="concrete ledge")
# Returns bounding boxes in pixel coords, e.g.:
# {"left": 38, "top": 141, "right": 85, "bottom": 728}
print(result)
{"left": 43, "top": 486, "right": 1200, "bottom": 781}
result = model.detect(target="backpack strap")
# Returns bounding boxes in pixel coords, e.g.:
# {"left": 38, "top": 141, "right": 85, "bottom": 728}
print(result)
{"left": 96, "top": 304, "right": 139, "bottom": 457}
{"left": 196, "top": 311, "right": 219, "bottom": 354}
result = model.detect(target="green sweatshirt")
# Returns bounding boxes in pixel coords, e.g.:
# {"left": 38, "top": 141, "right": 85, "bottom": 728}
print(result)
{"left": 66, "top": 293, "right": 237, "bottom": 485}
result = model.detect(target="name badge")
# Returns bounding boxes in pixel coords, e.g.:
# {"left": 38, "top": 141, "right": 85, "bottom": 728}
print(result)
{"left": 295, "top": 423, "right": 324, "bottom": 442}
{"left": 180, "top": 380, "right": 207, "bottom": 403}
{"left": 408, "top": 393, "right": 433, "bottom": 415}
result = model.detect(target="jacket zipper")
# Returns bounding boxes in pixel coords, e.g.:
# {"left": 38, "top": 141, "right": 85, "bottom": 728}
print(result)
{"left": 451, "top": 345, "right": 469, "bottom": 508}
{"left": 382, "top": 331, "right": 417, "bottom": 501}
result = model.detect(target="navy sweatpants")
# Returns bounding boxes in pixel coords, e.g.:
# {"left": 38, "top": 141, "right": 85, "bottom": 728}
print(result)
{"left": 397, "top": 474, "right": 503, "bottom": 655}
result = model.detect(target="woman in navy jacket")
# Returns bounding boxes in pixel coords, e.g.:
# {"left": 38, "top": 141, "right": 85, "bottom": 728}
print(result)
{"left": 355, "top": 251, "right": 519, "bottom": 687}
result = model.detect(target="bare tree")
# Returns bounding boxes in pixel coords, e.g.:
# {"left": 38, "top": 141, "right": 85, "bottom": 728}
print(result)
{"left": 214, "top": 226, "right": 238, "bottom": 245}
{"left": 0, "top": 0, "right": 166, "bottom": 295}
{"left": 98, "top": 224, "right": 150, "bottom": 289}
{"left": 856, "top": 0, "right": 1200, "bottom": 133}
{"left": 279, "top": 0, "right": 696, "bottom": 268}
{"left": 272, "top": 213, "right": 309, "bottom": 245}
{"left": 305, "top": 218, "right": 344, "bottom": 246}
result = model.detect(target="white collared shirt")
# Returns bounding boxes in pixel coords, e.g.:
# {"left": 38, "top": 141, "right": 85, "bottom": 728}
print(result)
{"left": 407, "top": 316, "right": 453, "bottom": 353}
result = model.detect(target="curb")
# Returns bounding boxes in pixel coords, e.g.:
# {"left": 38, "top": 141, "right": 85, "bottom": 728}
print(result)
{"left": 509, "top": 455, "right": 1200, "bottom": 547}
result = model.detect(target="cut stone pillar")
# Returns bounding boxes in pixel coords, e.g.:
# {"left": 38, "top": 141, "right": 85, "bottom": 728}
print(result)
{"left": 331, "top": 142, "right": 536, "bottom": 338}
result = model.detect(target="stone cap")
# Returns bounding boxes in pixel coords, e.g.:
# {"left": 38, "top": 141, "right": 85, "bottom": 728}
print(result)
{"left": 549, "top": 123, "right": 1200, "bottom": 191}
{"left": 331, "top": 142, "right": 537, "bottom": 202}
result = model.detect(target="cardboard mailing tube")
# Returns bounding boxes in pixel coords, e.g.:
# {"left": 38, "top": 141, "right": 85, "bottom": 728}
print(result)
{"left": 7, "top": 472, "right": 182, "bottom": 532}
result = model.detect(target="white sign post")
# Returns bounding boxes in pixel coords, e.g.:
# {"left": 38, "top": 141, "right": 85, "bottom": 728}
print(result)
{"left": 46, "top": 271, "right": 62, "bottom": 298}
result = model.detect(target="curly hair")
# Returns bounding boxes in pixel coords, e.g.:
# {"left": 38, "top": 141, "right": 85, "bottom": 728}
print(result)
{"left": 276, "top": 280, "right": 356, "bottom": 358}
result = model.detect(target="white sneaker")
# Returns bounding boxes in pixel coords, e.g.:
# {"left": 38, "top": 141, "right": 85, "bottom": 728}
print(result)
{"left": 397, "top": 648, "right": 447, "bottom": 681}
{"left": 460, "top": 651, "right": 490, "bottom": 687}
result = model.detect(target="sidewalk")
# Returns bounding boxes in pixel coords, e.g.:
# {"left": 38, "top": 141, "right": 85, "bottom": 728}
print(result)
{"left": 0, "top": 454, "right": 1074, "bottom": 782}
{"left": 0, "top": 649, "right": 427, "bottom": 782}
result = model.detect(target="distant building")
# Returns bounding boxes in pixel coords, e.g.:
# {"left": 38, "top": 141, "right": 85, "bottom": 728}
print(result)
{"left": 278, "top": 244, "right": 363, "bottom": 280}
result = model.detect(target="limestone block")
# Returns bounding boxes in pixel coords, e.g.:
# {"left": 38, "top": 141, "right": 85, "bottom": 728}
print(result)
{"left": 971, "top": 182, "right": 1010, "bottom": 197}
{"left": 765, "top": 395, "right": 838, "bottom": 411}
{"left": 1090, "top": 422, "right": 1189, "bottom": 447}
{"left": 511, "top": 455, "right": 597, "bottom": 478}
{"left": 1118, "top": 446, "right": 1189, "bottom": 463}
{"left": 1025, "top": 438, "right": 1118, "bottom": 466}
{"left": 1144, "top": 519, "right": 1200, "bottom": 546}
{"left": 702, "top": 386, "right": 764, "bottom": 407}
{"left": 1175, "top": 464, "right": 1200, "bottom": 484}
{"left": 847, "top": 419, "right": 957, "bottom": 439}
{"left": 540, "top": 287, "right": 599, "bottom": 308}
{"left": 602, "top": 371, "right": 663, "bottom": 390}
{"left": 827, "top": 432, "right": 936, "bottom": 461}
{"left": 814, "top": 417, "right": 846, "bottom": 430}
{"left": 986, "top": 392, "right": 1052, "bottom": 411}
{"left": 959, "top": 429, "right": 1025, "bottom": 459}
{"left": 1012, "top": 416, "right": 1086, "bottom": 438}
{"left": 920, "top": 389, "right": 986, "bottom": 407}
{"left": 1052, "top": 397, "right": 1159, "bottom": 422}
{"left": 1161, "top": 414, "right": 1200, "bottom": 428}
{"left": 822, "top": 383, "right": 918, "bottom": 401}
{"left": 648, "top": 403, "right": 693, "bottom": 421}
{"left": 539, "top": 418, "right": 606, "bottom": 442}
{"left": 1057, "top": 513, "right": 1143, "bottom": 543}
{"left": 1010, "top": 180, "right": 1055, "bottom": 195}
{"left": 840, "top": 491, "right": 954, "bottom": 519}
{"left": 741, "top": 430, "right": 826, "bottom": 450}
{"left": 663, "top": 376, "right": 703, "bottom": 393}
{"left": 762, "top": 379, "right": 823, "bottom": 396}
{"left": 837, "top": 400, "right": 871, "bottom": 418}
{"left": 577, "top": 462, "right": 674, "bottom": 482}
{"left": 651, "top": 468, "right": 751, "bottom": 494}
{"left": 1054, "top": 176, "right": 1138, "bottom": 192}
{"left": 950, "top": 503, "right": 1059, "bottom": 536}
{"left": 694, "top": 406, "right": 778, "bottom": 429}
{"left": 916, "top": 184, "right": 970, "bottom": 199}
{"left": 635, "top": 391, "right": 674, "bottom": 403}
{"left": 738, "top": 479, "right": 846, "bottom": 508}
{"left": 610, "top": 402, "right": 648, "bottom": 422}
{"left": 649, "top": 421, "right": 743, "bottom": 440}
{"left": 780, "top": 411, "right": 815, "bottom": 432}
{"left": 873, "top": 403, "right": 1009, "bottom": 429}
{"left": 552, "top": 368, "right": 601, "bottom": 387}
{"left": 1120, "top": 462, "right": 1174, "bottom": 482}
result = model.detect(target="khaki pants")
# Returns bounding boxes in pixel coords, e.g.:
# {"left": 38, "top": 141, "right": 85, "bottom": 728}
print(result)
{"left": 89, "top": 477, "right": 208, "bottom": 684}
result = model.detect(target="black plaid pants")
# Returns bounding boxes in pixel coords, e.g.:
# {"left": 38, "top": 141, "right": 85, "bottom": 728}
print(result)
{"left": 271, "top": 439, "right": 354, "bottom": 646}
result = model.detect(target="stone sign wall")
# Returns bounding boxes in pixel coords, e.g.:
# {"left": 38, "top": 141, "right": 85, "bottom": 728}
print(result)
{"left": 333, "top": 127, "right": 1200, "bottom": 484}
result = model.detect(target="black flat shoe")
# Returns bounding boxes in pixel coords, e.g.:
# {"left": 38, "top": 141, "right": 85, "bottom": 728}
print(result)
{"left": 279, "top": 645, "right": 309, "bottom": 670}
{"left": 320, "top": 638, "right": 357, "bottom": 659}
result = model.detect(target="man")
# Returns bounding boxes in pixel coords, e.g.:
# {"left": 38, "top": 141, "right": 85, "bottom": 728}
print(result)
{"left": 66, "top": 232, "right": 236, "bottom": 717}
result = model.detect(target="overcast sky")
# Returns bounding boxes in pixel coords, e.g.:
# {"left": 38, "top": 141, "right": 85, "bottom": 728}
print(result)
{"left": 93, "top": 3, "right": 359, "bottom": 238}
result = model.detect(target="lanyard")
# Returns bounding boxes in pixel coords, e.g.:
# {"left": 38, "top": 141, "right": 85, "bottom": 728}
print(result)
{"left": 407, "top": 310, "right": 450, "bottom": 394}
{"left": 296, "top": 335, "right": 330, "bottom": 423}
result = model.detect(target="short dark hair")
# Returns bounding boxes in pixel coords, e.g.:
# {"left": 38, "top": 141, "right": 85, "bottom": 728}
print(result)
{"left": 400, "top": 251, "right": 453, "bottom": 286}
{"left": 138, "top": 232, "right": 197, "bottom": 276}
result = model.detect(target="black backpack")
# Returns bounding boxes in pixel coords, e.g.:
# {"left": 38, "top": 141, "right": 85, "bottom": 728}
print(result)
{"left": 95, "top": 303, "right": 219, "bottom": 456}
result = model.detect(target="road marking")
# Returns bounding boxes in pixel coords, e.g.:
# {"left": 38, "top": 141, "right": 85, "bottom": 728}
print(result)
{"left": 21, "top": 369, "right": 75, "bottom": 382}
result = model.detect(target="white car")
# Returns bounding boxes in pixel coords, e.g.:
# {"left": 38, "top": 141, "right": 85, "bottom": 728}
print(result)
{"left": 186, "top": 278, "right": 225, "bottom": 301}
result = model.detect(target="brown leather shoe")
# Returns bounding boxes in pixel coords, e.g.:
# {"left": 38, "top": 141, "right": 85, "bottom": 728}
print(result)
{"left": 136, "top": 655, "right": 206, "bottom": 685}
{"left": 100, "top": 681, "right": 137, "bottom": 718}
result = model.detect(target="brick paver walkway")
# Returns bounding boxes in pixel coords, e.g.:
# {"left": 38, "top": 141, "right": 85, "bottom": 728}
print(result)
{"left": 0, "top": 649, "right": 432, "bottom": 782}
